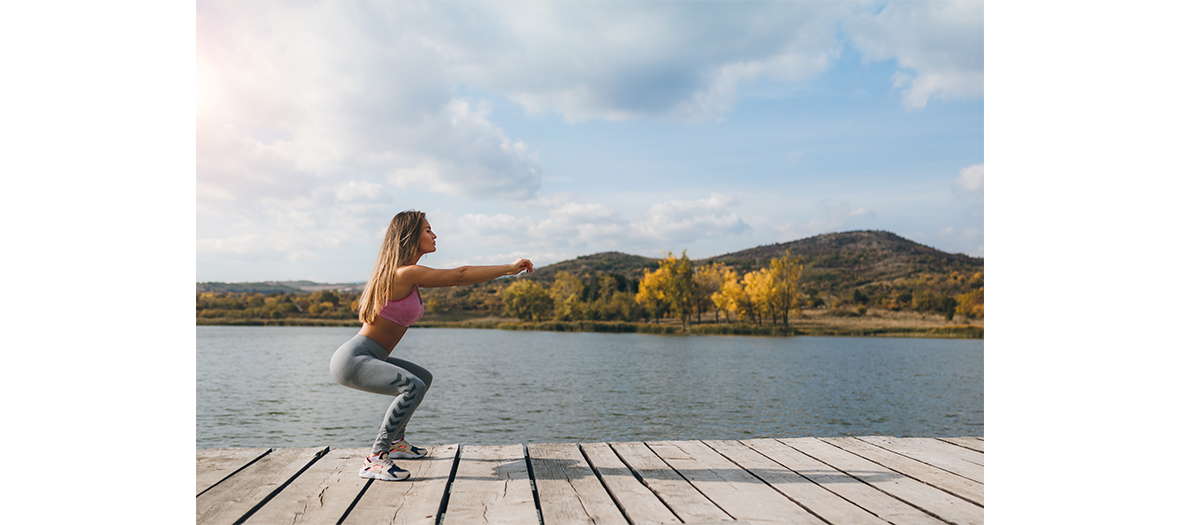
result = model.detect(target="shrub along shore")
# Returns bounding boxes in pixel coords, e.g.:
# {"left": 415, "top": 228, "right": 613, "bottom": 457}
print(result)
{"left": 195, "top": 315, "right": 983, "bottom": 339}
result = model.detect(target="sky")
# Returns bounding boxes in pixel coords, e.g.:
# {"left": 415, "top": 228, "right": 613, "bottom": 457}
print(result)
{"left": 196, "top": 0, "right": 984, "bottom": 283}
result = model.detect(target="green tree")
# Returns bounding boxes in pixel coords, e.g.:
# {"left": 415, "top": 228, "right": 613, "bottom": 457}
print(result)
{"left": 501, "top": 280, "right": 553, "bottom": 321}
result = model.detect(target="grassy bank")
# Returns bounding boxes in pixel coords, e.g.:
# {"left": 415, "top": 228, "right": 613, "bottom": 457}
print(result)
{"left": 197, "top": 314, "right": 982, "bottom": 339}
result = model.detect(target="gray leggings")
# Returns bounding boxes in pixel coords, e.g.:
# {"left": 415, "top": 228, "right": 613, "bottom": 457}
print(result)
{"left": 330, "top": 334, "right": 433, "bottom": 454}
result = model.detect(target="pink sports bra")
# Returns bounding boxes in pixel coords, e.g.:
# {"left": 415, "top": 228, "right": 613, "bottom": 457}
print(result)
{"left": 378, "top": 285, "right": 425, "bottom": 327}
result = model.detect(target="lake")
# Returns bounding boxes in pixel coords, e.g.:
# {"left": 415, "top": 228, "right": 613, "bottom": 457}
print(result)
{"left": 196, "top": 326, "right": 983, "bottom": 449}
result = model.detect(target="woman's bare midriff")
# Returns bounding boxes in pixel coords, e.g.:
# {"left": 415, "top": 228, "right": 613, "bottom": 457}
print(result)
{"left": 358, "top": 316, "right": 409, "bottom": 356}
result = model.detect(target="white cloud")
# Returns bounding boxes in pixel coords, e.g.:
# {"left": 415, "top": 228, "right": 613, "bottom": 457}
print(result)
{"left": 336, "top": 180, "right": 384, "bottom": 202}
{"left": 633, "top": 194, "right": 751, "bottom": 244}
{"left": 434, "top": 193, "right": 752, "bottom": 255}
{"left": 384, "top": 100, "right": 543, "bottom": 199}
{"left": 934, "top": 226, "right": 984, "bottom": 257}
{"left": 954, "top": 163, "right": 985, "bottom": 196}
{"left": 776, "top": 201, "right": 875, "bottom": 241}
{"left": 844, "top": 1, "right": 983, "bottom": 109}
{"left": 197, "top": 2, "right": 544, "bottom": 213}
{"left": 446, "top": 1, "right": 848, "bottom": 121}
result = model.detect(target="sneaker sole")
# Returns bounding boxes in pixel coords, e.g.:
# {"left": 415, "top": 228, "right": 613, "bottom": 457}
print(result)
{"left": 387, "top": 450, "right": 426, "bottom": 459}
{"left": 359, "top": 467, "right": 410, "bottom": 481}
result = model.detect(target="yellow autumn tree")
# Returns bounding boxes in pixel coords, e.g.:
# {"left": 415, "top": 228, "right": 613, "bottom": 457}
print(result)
{"left": 768, "top": 249, "right": 805, "bottom": 329}
{"left": 742, "top": 268, "right": 775, "bottom": 325}
{"left": 636, "top": 265, "right": 671, "bottom": 322}
{"left": 955, "top": 287, "right": 984, "bottom": 321}
{"left": 693, "top": 261, "right": 727, "bottom": 323}
{"left": 550, "top": 271, "right": 585, "bottom": 321}
{"left": 711, "top": 265, "right": 741, "bottom": 322}
{"left": 636, "top": 251, "right": 696, "bottom": 330}
{"left": 501, "top": 280, "right": 553, "bottom": 321}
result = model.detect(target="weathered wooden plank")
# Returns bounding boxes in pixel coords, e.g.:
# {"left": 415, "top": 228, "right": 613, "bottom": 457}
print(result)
{"left": 938, "top": 437, "right": 984, "bottom": 453}
{"left": 196, "top": 447, "right": 328, "bottom": 525}
{"left": 787, "top": 438, "right": 982, "bottom": 525}
{"left": 857, "top": 436, "right": 984, "bottom": 478}
{"left": 197, "top": 448, "right": 271, "bottom": 496}
{"left": 827, "top": 437, "right": 984, "bottom": 506}
{"left": 528, "top": 443, "right": 628, "bottom": 525}
{"left": 580, "top": 442, "right": 680, "bottom": 525}
{"left": 704, "top": 440, "right": 892, "bottom": 525}
{"left": 445, "top": 444, "right": 538, "bottom": 524}
{"left": 914, "top": 437, "right": 984, "bottom": 466}
{"left": 610, "top": 441, "right": 731, "bottom": 524}
{"left": 746, "top": 439, "right": 944, "bottom": 525}
{"left": 242, "top": 448, "right": 369, "bottom": 524}
{"left": 343, "top": 444, "right": 459, "bottom": 525}
{"left": 647, "top": 440, "right": 825, "bottom": 525}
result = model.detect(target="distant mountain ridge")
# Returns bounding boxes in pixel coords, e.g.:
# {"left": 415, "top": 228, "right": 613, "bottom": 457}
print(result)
{"left": 196, "top": 280, "right": 366, "bottom": 294}
{"left": 196, "top": 230, "right": 981, "bottom": 294}
{"left": 704, "top": 230, "right": 982, "bottom": 288}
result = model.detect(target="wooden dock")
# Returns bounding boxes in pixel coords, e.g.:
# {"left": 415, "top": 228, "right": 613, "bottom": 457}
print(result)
{"left": 197, "top": 437, "right": 983, "bottom": 524}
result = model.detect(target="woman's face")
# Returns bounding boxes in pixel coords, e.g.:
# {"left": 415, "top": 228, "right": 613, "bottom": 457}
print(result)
{"left": 417, "top": 218, "right": 437, "bottom": 255}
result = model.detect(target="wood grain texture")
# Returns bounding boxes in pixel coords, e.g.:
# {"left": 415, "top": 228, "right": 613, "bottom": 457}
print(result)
{"left": 445, "top": 444, "right": 538, "bottom": 524}
{"left": 647, "top": 440, "right": 825, "bottom": 525}
{"left": 242, "top": 448, "right": 369, "bottom": 524}
{"left": 196, "top": 447, "right": 328, "bottom": 525}
{"left": 610, "top": 441, "right": 731, "bottom": 524}
{"left": 787, "top": 437, "right": 982, "bottom": 525}
{"left": 528, "top": 443, "right": 628, "bottom": 525}
{"left": 197, "top": 448, "right": 271, "bottom": 496}
{"left": 855, "top": 436, "right": 984, "bottom": 480}
{"left": 343, "top": 444, "right": 460, "bottom": 525}
{"left": 194, "top": 437, "right": 983, "bottom": 525}
{"left": 580, "top": 442, "right": 680, "bottom": 525}
{"left": 827, "top": 437, "right": 984, "bottom": 506}
{"left": 938, "top": 436, "right": 985, "bottom": 453}
{"left": 747, "top": 438, "right": 946, "bottom": 525}
{"left": 704, "top": 440, "right": 892, "bottom": 525}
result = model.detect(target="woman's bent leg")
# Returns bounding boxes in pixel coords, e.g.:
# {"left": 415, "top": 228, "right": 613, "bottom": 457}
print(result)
{"left": 384, "top": 356, "right": 432, "bottom": 442}
{"left": 330, "top": 335, "right": 432, "bottom": 454}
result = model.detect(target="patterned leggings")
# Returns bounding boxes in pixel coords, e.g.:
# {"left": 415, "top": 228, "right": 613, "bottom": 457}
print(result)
{"left": 329, "top": 333, "right": 433, "bottom": 454}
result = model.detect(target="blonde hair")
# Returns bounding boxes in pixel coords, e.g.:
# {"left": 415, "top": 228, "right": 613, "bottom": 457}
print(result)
{"left": 358, "top": 210, "right": 426, "bottom": 324}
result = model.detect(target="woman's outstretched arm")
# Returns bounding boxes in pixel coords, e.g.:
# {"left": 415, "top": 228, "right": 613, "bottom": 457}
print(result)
{"left": 398, "top": 258, "right": 533, "bottom": 288}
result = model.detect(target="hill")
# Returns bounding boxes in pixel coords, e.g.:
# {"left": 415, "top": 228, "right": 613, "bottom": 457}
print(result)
{"left": 196, "top": 280, "right": 366, "bottom": 294}
{"left": 197, "top": 231, "right": 982, "bottom": 297}
{"left": 704, "top": 230, "right": 982, "bottom": 294}
{"left": 527, "top": 251, "right": 660, "bottom": 282}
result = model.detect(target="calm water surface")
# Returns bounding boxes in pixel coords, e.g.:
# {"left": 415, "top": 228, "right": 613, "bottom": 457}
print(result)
{"left": 196, "top": 326, "right": 983, "bottom": 449}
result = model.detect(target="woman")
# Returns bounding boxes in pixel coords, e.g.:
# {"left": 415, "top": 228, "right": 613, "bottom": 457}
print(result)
{"left": 330, "top": 210, "right": 533, "bottom": 481}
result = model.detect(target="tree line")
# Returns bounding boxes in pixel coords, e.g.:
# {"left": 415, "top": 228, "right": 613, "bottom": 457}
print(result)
{"left": 196, "top": 289, "right": 360, "bottom": 321}
{"left": 196, "top": 248, "right": 982, "bottom": 325}
{"left": 501, "top": 249, "right": 810, "bottom": 331}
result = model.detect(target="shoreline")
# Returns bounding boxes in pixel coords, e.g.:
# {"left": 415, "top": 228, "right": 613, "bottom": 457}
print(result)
{"left": 196, "top": 314, "right": 983, "bottom": 339}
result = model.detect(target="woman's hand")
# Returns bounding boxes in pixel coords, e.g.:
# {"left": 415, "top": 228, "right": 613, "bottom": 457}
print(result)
{"left": 510, "top": 258, "right": 534, "bottom": 275}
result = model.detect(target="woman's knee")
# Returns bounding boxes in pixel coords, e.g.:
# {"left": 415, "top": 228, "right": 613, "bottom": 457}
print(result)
{"left": 418, "top": 368, "right": 433, "bottom": 391}
{"left": 408, "top": 374, "right": 428, "bottom": 396}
